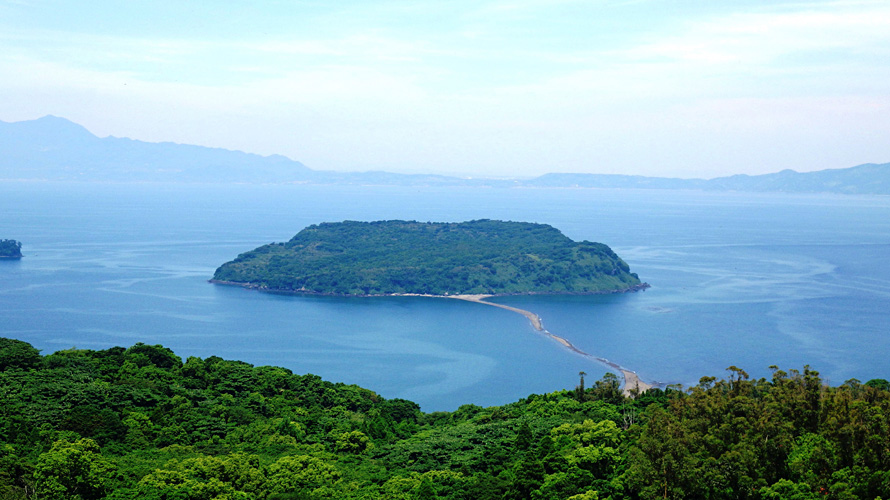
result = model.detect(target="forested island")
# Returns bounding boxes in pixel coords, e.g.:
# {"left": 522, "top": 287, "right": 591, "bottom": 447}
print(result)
{"left": 0, "top": 239, "right": 22, "bottom": 258}
{"left": 212, "top": 220, "right": 646, "bottom": 296}
{"left": 1, "top": 337, "right": 890, "bottom": 499}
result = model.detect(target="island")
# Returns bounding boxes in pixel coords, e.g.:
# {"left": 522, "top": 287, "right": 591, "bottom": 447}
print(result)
{"left": 0, "top": 239, "right": 22, "bottom": 258}
{"left": 212, "top": 219, "right": 647, "bottom": 296}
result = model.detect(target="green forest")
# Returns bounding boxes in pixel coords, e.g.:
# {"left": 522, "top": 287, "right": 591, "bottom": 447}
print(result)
{"left": 0, "top": 240, "right": 22, "bottom": 258}
{"left": 212, "top": 220, "right": 645, "bottom": 296}
{"left": 2, "top": 337, "right": 889, "bottom": 499}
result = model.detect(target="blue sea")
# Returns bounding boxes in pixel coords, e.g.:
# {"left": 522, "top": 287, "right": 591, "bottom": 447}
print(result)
{"left": 1, "top": 182, "right": 889, "bottom": 411}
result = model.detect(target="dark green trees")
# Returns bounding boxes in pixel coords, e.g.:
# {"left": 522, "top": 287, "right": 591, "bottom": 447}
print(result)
{"left": 3, "top": 336, "right": 890, "bottom": 499}
{"left": 213, "top": 220, "right": 646, "bottom": 296}
{"left": 0, "top": 338, "right": 40, "bottom": 371}
{"left": 33, "top": 438, "right": 116, "bottom": 499}
{"left": 0, "top": 239, "right": 22, "bottom": 258}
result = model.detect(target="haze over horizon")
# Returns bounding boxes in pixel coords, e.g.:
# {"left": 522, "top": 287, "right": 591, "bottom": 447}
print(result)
{"left": 1, "top": 0, "right": 888, "bottom": 179}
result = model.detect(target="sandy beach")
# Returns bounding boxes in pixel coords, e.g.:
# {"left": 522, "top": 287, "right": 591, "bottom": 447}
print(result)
{"left": 447, "top": 294, "right": 653, "bottom": 396}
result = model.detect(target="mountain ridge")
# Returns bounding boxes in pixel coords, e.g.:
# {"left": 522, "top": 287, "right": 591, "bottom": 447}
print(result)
{"left": 2, "top": 115, "right": 888, "bottom": 193}
{"left": 527, "top": 162, "right": 890, "bottom": 194}
{"left": 0, "top": 115, "right": 312, "bottom": 183}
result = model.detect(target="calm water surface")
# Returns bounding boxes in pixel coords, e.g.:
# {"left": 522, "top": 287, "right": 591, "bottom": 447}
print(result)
{"left": 1, "top": 182, "right": 888, "bottom": 410}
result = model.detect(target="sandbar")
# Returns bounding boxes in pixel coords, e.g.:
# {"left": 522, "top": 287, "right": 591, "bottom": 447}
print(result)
{"left": 213, "top": 283, "right": 655, "bottom": 395}
{"left": 445, "top": 294, "right": 653, "bottom": 396}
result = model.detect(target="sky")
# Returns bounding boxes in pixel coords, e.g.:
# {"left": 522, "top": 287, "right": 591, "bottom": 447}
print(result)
{"left": 1, "top": 0, "right": 888, "bottom": 179}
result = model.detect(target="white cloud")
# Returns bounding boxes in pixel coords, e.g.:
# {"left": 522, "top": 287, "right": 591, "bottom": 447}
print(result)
{"left": 619, "top": 3, "right": 890, "bottom": 69}
{"left": 1, "top": 0, "right": 888, "bottom": 177}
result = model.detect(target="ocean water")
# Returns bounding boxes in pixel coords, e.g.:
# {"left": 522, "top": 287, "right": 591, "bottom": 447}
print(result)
{"left": 1, "top": 182, "right": 888, "bottom": 410}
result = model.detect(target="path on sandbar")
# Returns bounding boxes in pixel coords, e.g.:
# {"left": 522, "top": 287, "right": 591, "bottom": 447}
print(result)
{"left": 447, "top": 294, "right": 652, "bottom": 396}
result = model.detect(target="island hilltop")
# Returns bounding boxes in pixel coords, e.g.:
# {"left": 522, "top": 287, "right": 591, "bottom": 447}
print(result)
{"left": 212, "top": 220, "right": 647, "bottom": 296}
{"left": 0, "top": 239, "right": 22, "bottom": 259}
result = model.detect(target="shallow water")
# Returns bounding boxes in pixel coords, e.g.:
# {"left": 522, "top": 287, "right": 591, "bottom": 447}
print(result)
{"left": 1, "top": 182, "right": 888, "bottom": 410}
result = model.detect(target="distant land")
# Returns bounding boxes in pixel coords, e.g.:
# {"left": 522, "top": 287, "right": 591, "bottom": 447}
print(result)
{"left": 2, "top": 115, "right": 889, "bottom": 194}
{"left": 0, "top": 239, "right": 22, "bottom": 259}
{"left": 212, "top": 220, "right": 646, "bottom": 296}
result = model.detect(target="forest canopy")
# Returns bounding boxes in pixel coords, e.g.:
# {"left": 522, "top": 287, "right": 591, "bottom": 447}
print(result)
{"left": 1, "top": 337, "right": 890, "bottom": 499}
{"left": 0, "top": 239, "right": 22, "bottom": 258}
{"left": 212, "top": 220, "right": 646, "bottom": 296}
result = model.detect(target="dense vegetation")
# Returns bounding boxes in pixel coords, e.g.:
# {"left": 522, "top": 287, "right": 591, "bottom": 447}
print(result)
{"left": 213, "top": 220, "right": 645, "bottom": 296}
{"left": 2, "top": 337, "right": 890, "bottom": 499}
{"left": 0, "top": 239, "right": 22, "bottom": 258}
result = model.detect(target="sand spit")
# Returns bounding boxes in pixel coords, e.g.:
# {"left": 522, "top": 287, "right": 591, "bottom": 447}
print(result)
{"left": 210, "top": 284, "right": 654, "bottom": 395}
{"left": 446, "top": 294, "right": 653, "bottom": 396}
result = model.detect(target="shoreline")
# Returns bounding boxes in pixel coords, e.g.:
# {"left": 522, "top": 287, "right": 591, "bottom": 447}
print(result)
{"left": 210, "top": 280, "right": 655, "bottom": 395}
{"left": 208, "top": 279, "right": 651, "bottom": 297}
{"left": 444, "top": 295, "right": 653, "bottom": 395}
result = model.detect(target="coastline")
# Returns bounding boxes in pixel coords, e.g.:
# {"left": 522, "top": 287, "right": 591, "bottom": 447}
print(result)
{"left": 209, "top": 279, "right": 654, "bottom": 395}
{"left": 208, "top": 279, "right": 650, "bottom": 297}
{"left": 446, "top": 294, "right": 653, "bottom": 396}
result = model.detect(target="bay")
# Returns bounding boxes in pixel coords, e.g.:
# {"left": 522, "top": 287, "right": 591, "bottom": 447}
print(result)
{"left": 1, "top": 181, "right": 889, "bottom": 411}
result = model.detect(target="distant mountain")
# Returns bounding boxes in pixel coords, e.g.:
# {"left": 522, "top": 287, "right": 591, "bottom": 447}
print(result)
{"left": 0, "top": 115, "right": 313, "bottom": 183}
{"left": 2, "top": 115, "right": 888, "bottom": 193}
{"left": 0, "top": 115, "right": 510, "bottom": 186}
{"left": 527, "top": 164, "right": 890, "bottom": 194}
{"left": 701, "top": 164, "right": 890, "bottom": 194}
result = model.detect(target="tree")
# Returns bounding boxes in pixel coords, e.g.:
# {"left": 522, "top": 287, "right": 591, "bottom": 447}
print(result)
{"left": 508, "top": 456, "right": 545, "bottom": 499}
{"left": 758, "top": 479, "right": 819, "bottom": 500}
{"left": 266, "top": 454, "right": 340, "bottom": 496}
{"left": 591, "top": 373, "right": 623, "bottom": 405}
{"left": 124, "top": 343, "right": 182, "bottom": 370}
{"left": 0, "top": 239, "right": 22, "bottom": 258}
{"left": 332, "top": 430, "right": 372, "bottom": 454}
{"left": 576, "top": 371, "right": 587, "bottom": 401}
{"left": 0, "top": 338, "right": 40, "bottom": 371}
{"left": 787, "top": 433, "right": 839, "bottom": 490}
{"left": 864, "top": 379, "right": 890, "bottom": 392}
{"left": 625, "top": 407, "right": 699, "bottom": 499}
{"left": 34, "top": 438, "right": 117, "bottom": 499}
{"left": 137, "top": 453, "right": 265, "bottom": 499}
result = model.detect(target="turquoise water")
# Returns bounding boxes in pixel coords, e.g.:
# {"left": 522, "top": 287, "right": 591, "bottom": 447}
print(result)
{"left": 1, "top": 182, "right": 889, "bottom": 410}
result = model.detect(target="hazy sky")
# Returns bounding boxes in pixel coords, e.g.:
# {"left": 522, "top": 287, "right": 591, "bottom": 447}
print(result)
{"left": 1, "top": 0, "right": 888, "bottom": 178}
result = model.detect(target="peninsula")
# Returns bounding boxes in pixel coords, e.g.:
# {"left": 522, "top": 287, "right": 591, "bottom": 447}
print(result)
{"left": 212, "top": 219, "right": 647, "bottom": 296}
{"left": 0, "top": 239, "right": 22, "bottom": 259}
